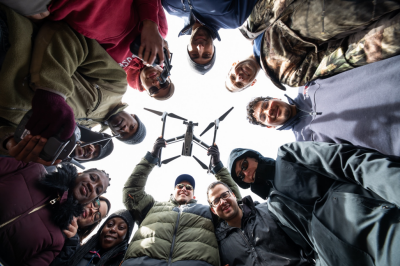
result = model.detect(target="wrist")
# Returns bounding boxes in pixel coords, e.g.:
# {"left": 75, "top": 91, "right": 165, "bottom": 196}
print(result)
{"left": 142, "top": 19, "right": 158, "bottom": 29}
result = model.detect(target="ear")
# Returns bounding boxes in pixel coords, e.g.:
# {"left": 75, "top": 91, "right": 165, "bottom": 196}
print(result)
{"left": 210, "top": 206, "right": 217, "bottom": 215}
{"left": 193, "top": 196, "right": 196, "bottom": 199}
{"left": 251, "top": 79, "right": 257, "bottom": 86}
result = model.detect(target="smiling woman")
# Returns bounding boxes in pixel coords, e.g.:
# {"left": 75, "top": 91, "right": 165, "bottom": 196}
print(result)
{"left": 0, "top": 157, "right": 111, "bottom": 266}
{"left": 56, "top": 210, "right": 135, "bottom": 266}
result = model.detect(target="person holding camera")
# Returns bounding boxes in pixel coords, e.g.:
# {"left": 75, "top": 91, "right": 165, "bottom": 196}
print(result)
{"left": 0, "top": 5, "right": 147, "bottom": 165}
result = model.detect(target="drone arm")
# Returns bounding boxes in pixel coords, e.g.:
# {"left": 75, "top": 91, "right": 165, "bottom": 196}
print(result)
{"left": 161, "top": 155, "right": 180, "bottom": 165}
{"left": 165, "top": 134, "right": 185, "bottom": 144}
{"left": 193, "top": 135, "right": 210, "bottom": 150}
{"left": 207, "top": 126, "right": 218, "bottom": 174}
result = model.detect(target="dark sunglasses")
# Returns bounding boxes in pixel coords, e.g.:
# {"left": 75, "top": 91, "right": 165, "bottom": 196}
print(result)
{"left": 238, "top": 159, "right": 249, "bottom": 181}
{"left": 176, "top": 183, "right": 193, "bottom": 191}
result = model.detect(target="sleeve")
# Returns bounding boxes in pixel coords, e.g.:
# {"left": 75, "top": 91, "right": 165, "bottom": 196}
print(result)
{"left": 278, "top": 141, "right": 400, "bottom": 207}
{"left": 49, "top": 234, "right": 80, "bottom": 266}
{"left": 123, "top": 152, "right": 158, "bottom": 224}
{"left": 213, "top": 162, "right": 242, "bottom": 201}
{"left": 21, "top": 249, "right": 58, "bottom": 266}
{"left": 0, "top": 157, "right": 28, "bottom": 177}
{"left": 29, "top": 21, "right": 127, "bottom": 99}
{"left": 135, "top": 0, "right": 160, "bottom": 27}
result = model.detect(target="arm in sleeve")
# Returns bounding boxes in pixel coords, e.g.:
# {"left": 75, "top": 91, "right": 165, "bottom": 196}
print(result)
{"left": 279, "top": 141, "right": 400, "bottom": 207}
{"left": 30, "top": 21, "right": 127, "bottom": 98}
{"left": 135, "top": 0, "right": 161, "bottom": 27}
{"left": 49, "top": 234, "right": 80, "bottom": 266}
{"left": 123, "top": 152, "right": 158, "bottom": 224}
{"left": 213, "top": 162, "right": 242, "bottom": 201}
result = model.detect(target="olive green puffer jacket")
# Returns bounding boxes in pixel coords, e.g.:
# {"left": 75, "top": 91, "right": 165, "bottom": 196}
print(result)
{"left": 122, "top": 152, "right": 241, "bottom": 266}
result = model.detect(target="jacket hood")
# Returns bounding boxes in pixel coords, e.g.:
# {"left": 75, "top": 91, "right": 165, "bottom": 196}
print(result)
{"left": 228, "top": 148, "right": 276, "bottom": 198}
{"left": 100, "top": 209, "right": 135, "bottom": 241}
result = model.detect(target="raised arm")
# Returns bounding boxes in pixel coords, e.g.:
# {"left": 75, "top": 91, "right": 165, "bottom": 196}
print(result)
{"left": 208, "top": 145, "right": 242, "bottom": 201}
{"left": 279, "top": 141, "right": 400, "bottom": 207}
{"left": 123, "top": 138, "right": 166, "bottom": 224}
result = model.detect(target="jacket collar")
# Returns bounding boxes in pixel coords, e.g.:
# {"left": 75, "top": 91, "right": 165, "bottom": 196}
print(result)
{"left": 179, "top": 11, "right": 221, "bottom": 41}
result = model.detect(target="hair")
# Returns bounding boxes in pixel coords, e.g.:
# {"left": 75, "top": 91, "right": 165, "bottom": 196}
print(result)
{"left": 206, "top": 181, "right": 233, "bottom": 206}
{"left": 225, "top": 66, "right": 255, "bottom": 93}
{"left": 69, "top": 217, "right": 129, "bottom": 266}
{"left": 83, "top": 168, "right": 111, "bottom": 188}
{"left": 246, "top": 96, "right": 274, "bottom": 127}
{"left": 77, "top": 196, "right": 112, "bottom": 242}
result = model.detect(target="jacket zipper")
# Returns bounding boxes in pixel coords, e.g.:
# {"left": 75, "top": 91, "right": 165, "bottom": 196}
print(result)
{"left": 168, "top": 206, "right": 182, "bottom": 266}
{"left": 0, "top": 195, "right": 60, "bottom": 229}
{"left": 238, "top": 229, "right": 262, "bottom": 266}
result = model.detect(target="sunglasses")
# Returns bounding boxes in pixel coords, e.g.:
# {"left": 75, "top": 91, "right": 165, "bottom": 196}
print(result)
{"left": 210, "top": 191, "right": 231, "bottom": 207}
{"left": 176, "top": 183, "right": 193, "bottom": 191}
{"left": 92, "top": 198, "right": 102, "bottom": 222}
{"left": 237, "top": 159, "right": 249, "bottom": 181}
{"left": 148, "top": 79, "right": 171, "bottom": 96}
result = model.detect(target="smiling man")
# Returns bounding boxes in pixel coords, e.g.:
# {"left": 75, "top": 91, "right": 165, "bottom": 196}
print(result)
{"left": 161, "top": 0, "right": 259, "bottom": 75}
{"left": 226, "top": 142, "right": 400, "bottom": 266}
{"left": 225, "top": 55, "right": 260, "bottom": 92}
{"left": 121, "top": 138, "right": 241, "bottom": 266}
{"left": 246, "top": 55, "right": 400, "bottom": 157}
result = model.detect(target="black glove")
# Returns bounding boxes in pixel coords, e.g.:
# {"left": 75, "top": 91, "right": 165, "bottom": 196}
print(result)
{"left": 151, "top": 137, "right": 166, "bottom": 158}
{"left": 207, "top": 144, "right": 220, "bottom": 166}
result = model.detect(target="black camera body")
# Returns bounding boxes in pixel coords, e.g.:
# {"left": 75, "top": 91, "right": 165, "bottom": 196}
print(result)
{"left": 130, "top": 35, "right": 172, "bottom": 85}
{"left": 14, "top": 110, "right": 81, "bottom": 164}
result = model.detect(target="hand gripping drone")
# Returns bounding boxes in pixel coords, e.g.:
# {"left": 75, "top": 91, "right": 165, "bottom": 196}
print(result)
{"left": 144, "top": 107, "right": 234, "bottom": 173}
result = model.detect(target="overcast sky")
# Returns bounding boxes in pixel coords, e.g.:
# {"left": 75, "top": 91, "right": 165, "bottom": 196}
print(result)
{"left": 83, "top": 13, "right": 298, "bottom": 240}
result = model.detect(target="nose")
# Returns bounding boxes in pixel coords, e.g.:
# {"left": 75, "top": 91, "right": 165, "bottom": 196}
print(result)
{"left": 236, "top": 74, "right": 243, "bottom": 82}
{"left": 109, "top": 225, "right": 117, "bottom": 234}
{"left": 87, "top": 182, "right": 94, "bottom": 195}
{"left": 197, "top": 44, "right": 204, "bottom": 54}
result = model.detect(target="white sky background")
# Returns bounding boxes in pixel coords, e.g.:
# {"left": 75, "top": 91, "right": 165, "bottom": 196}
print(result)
{"left": 84, "top": 13, "right": 297, "bottom": 239}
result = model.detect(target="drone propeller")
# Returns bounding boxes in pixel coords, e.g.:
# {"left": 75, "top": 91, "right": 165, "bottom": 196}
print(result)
{"left": 193, "top": 156, "right": 208, "bottom": 170}
{"left": 144, "top": 108, "right": 187, "bottom": 121}
{"left": 161, "top": 155, "right": 181, "bottom": 165}
{"left": 199, "top": 107, "right": 234, "bottom": 136}
{"left": 168, "top": 113, "right": 187, "bottom": 121}
{"left": 144, "top": 108, "right": 163, "bottom": 116}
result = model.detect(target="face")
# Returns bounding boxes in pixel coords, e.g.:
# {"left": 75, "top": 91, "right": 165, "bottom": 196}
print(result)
{"left": 208, "top": 184, "right": 240, "bottom": 221}
{"left": 73, "top": 170, "right": 109, "bottom": 204}
{"left": 188, "top": 27, "right": 214, "bottom": 65}
{"left": 234, "top": 157, "right": 259, "bottom": 183}
{"left": 99, "top": 217, "right": 128, "bottom": 250}
{"left": 139, "top": 66, "right": 172, "bottom": 98}
{"left": 77, "top": 199, "right": 109, "bottom": 228}
{"left": 174, "top": 181, "right": 194, "bottom": 205}
{"left": 108, "top": 111, "right": 138, "bottom": 140}
{"left": 226, "top": 59, "right": 259, "bottom": 92}
{"left": 252, "top": 99, "right": 293, "bottom": 127}
{"left": 74, "top": 142, "right": 101, "bottom": 161}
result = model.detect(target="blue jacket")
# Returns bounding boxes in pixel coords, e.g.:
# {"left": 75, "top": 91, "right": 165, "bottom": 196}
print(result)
{"left": 161, "top": 0, "right": 259, "bottom": 40}
{"left": 278, "top": 55, "right": 400, "bottom": 157}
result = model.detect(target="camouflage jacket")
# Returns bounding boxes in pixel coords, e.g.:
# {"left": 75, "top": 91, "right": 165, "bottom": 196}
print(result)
{"left": 240, "top": 0, "right": 400, "bottom": 90}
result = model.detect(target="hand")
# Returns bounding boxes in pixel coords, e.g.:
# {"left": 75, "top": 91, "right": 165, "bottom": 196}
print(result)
{"left": 7, "top": 135, "right": 62, "bottom": 165}
{"left": 139, "top": 20, "right": 164, "bottom": 65}
{"left": 26, "top": 10, "right": 50, "bottom": 21}
{"left": 151, "top": 137, "right": 166, "bottom": 158}
{"left": 26, "top": 89, "right": 75, "bottom": 141}
{"left": 207, "top": 144, "right": 221, "bottom": 166}
{"left": 63, "top": 217, "right": 78, "bottom": 238}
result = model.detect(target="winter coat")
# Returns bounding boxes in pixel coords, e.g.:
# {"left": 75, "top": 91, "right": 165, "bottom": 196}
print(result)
{"left": 216, "top": 195, "right": 312, "bottom": 266}
{"left": 228, "top": 142, "right": 400, "bottom": 266}
{"left": 122, "top": 152, "right": 241, "bottom": 266}
{"left": 0, "top": 158, "right": 64, "bottom": 266}
{"left": 47, "top": 0, "right": 168, "bottom": 70}
{"left": 162, "top": 0, "right": 259, "bottom": 41}
{"left": 277, "top": 55, "right": 400, "bottom": 157}
{"left": 0, "top": 5, "right": 128, "bottom": 155}
{"left": 240, "top": 0, "right": 400, "bottom": 90}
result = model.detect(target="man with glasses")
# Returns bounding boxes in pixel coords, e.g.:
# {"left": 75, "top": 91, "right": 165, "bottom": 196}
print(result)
{"left": 224, "top": 142, "right": 400, "bottom": 266}
{"left": 121, "top": 138, "right": 241, "bottom": 266}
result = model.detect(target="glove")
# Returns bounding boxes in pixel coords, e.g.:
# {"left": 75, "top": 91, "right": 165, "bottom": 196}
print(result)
{"left": 151, "top": 137, "right": 166, "bottom": 158}
{"left": 207, "top": 144, "right": 221, "bottom": 166}
{"left": 26, "top": 89, "right": 75, "bottom": 141}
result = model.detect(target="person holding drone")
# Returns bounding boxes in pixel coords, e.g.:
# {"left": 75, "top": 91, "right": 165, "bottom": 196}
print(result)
{"left": 0, "top": 5, "right": 147, "bottom": 166}
{"left": 121, "top": 137, "right": 241, "bottom": 266}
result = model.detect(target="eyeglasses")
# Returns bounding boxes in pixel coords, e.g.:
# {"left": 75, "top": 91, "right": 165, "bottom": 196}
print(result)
{"left": 237, "top": 159, "right": 249, "bottom": 181}
{"left": 92, "top": 198, "right": 102, "bottom": 222}
{"left": 176, "top": 183, "right": 193, "bottom": 191}
{"left": 210, "top": 191, "right": 231, "bottom": 207}
{"left": 148, "top": 79, "right": 171, "bottom": 96}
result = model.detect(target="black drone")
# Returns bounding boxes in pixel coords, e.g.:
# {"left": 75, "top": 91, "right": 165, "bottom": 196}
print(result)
{"left": 144, "top": 107, "right": 234, "bottom": 173}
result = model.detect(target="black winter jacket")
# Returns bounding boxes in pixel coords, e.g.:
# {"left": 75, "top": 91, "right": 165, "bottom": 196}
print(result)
{"left": 215, "top": 196, "right": 312, "bottom": 266}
